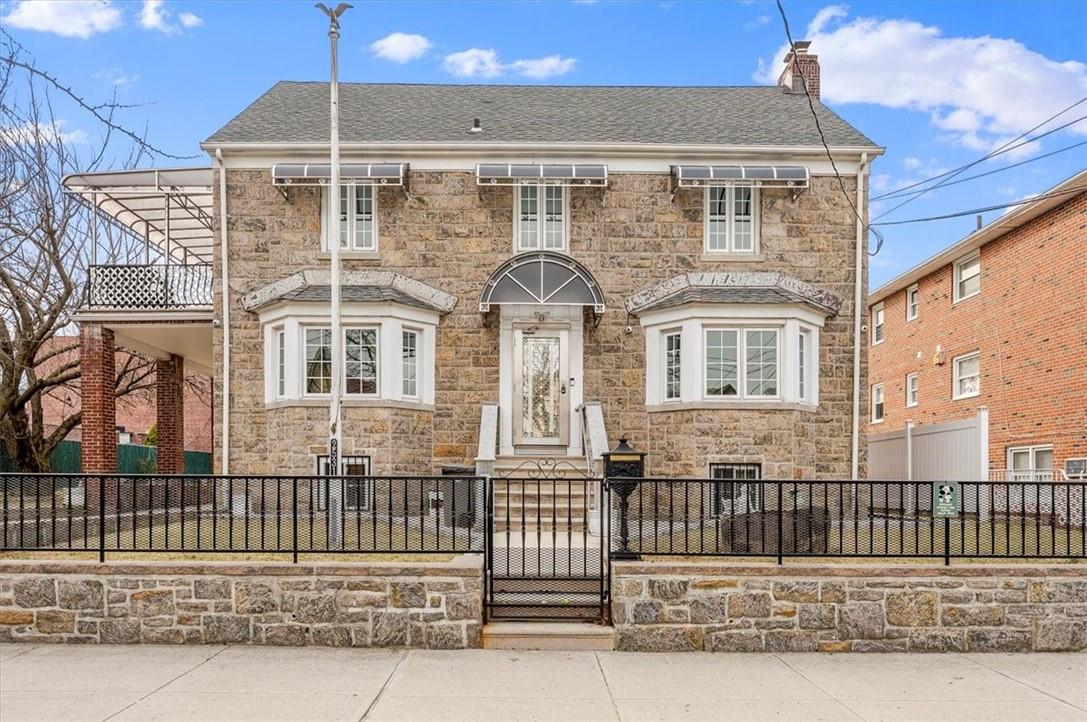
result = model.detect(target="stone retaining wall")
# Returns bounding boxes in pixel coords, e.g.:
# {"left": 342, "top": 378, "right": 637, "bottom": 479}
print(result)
{"left": 612, "top": 561, "right": 1087, "bottom": 652}
{"left": 0, "top": 559, "right": 482, "bottom": 648}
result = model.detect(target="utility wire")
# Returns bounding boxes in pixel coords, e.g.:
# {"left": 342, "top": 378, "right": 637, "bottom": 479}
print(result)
{"left": 870, "top": 185, "right": 1087, "bottom": 226}
{"left": 873, "top": 139, "right": 1087, "bottom": 201}
{"left": 872, "top": 105, "right": 1087, "bottom": 219}
{"left": 772, "top": 0, "right": 886, "bottom": 254}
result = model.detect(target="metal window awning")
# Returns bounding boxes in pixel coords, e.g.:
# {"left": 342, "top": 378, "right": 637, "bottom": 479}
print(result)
{"left": 62, "top": 167, "right": 214, "bottom": 263}
{"left": 672, "top": 165, "right": 809, "bottom": 188}
{"left": 476, "top": 164, "right": 608, "bottom": 187}
{"left": 271, "top": 163, "right": 408, "bottom": 186}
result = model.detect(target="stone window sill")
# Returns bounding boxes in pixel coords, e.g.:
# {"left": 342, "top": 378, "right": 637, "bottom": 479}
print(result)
{"left": 700, "top": 253, "right": 765, "bottom": 263}
{"left": 646, "top": 400, "right": 819, "bottom": 413}
{"left": 317, "top": 251, "right": 381, "bottom": 261}
{"left": 266, "top": 398, "right": 434, "bottom": 412}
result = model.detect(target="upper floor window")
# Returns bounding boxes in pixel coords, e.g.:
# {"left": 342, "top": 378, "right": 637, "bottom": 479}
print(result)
{"left": 516, "top": 185, "right": 566, "bottom": 252}
{"left": 953, "top": 351, "right": 980, "bottom": 399}
{"left": 871, "top": 303, "right": 885, "bottom": 345}
{"left": 953, "top": 251, "right": 980, "bottom": 302}
{"left": 706, "top": 187, "right": 758, "bottom": 253}
{"left": 906, "top": 284, "right": 919, "bottom": 321}
{"left": 906, "top": 372, "right": 919, "bottom": 408}
{"left": 664, "top": 331, "right": 681, "bottom": 401}
{"left": 324, "top": 185, "right": 377, "bottom": 251}
{"left": 871, "top": 383, "right": 885, "bottom": 423}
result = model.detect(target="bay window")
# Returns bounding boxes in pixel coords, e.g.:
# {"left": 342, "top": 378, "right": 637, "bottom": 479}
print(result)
{"left": 664, "top": 331, "right": 682, "bottom": 401}
{"left": 516, "top": 185, "right": 566, "bottom": 252}
{"left": 402, "top": 329, "right": 418, "bottom": 398}
{"left": 706, "top": 187, "right": 758, "bottom": 253}
{"left": 344, "top": 328, "right": 378, "bottom": 396}
{"left": 304, "top": 328, "right": 333, "bottom": 394}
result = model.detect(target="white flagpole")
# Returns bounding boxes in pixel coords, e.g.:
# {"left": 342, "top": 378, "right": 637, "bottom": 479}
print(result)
{"left": 318, "top": 3, "right": 351, "bottom": 547}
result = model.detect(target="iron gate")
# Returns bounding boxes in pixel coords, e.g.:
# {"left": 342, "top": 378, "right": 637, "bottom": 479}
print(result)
{"left": 485, "top": 463, "right": 609, "bottom": 621}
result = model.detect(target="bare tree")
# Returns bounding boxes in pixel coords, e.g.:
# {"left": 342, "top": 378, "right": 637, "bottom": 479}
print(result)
{"left": 0, "top": 32, "right": 203, "bottom": 471}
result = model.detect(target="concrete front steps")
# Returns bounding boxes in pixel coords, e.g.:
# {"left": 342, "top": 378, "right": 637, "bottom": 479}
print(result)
{"left": 482, "top": 622, "right": 615, "bottom": 651}
{"left": 492, "top": 455, "right": 595, "bottom": 533}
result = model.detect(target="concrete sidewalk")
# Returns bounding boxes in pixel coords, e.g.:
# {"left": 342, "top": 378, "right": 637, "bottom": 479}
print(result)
{"left": 1, "top": 644, "right": 1084, "bottom": 722}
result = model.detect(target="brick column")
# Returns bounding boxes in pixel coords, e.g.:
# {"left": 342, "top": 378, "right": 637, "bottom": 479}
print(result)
{"left": 80, "top": 324, "right": 116, "bottom": 473}
{"left": 155, "top": 354, "right": 185, "bottom": 475}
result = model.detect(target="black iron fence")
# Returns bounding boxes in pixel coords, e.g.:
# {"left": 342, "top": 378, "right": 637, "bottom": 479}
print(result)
{"left": 608, "top": 478, "right": 1087, "bottom": 563}
{"left": 1, "top": 474, "right": 485, "bottom": 560}
{"left": 85, "top": 263, "right": 213, "bottom": 309}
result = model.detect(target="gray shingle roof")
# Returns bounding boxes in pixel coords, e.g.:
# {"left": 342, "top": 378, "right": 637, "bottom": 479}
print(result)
{"left": 204, "top": 82, "right": 878, "bottom": 148}
{"left": 283, "top": 285, "right": 438, "bottom": 310}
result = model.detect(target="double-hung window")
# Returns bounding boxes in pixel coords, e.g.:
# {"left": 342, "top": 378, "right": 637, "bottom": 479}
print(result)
{"left": 304, "top": 328, "right": 333, "bottom": 395}
{"left": 1007, "top": 445, "right": 1054, "bottom": 481}
{"left": 304, "top": 327, "right": 379, "bottom": 396}
{"left": 871, "top": 303, "right": 885, "bottom": 345}
{"left": 402, "top": 329, "right": 418, "bottom": 398}
{"left": 705, "top": 328, "right": 778, "bottom": 399}
{"left": 664, "top": 331, "right": 681, "bottom": 401}
{"left": 953, "top": 351, "right": 980, "bottom": 399}
{"left": 275, "top": 328, "right": 286, "bottom": 397}
{"left": 327, "top": 185, "right": 377, "bottom": 251}
{"left": 706, "top": 187, "right": 758, "bottom": 253}
{"left": 516, "top": 185, "right": 566, "bottom": 251}
{"left": 906, "top": 372, "right": 919, "bottom": 408}
{"left": 798, "top": 329, "right": 811, "bottom": 401}
{"left": 871, "top": 383, "right": 885, "bottom": 422}
{"left": 953, "top": 251, "right": 980, "bottom": 302}
{"left": 906, "top": 284, "right": 919, "bottom": 321}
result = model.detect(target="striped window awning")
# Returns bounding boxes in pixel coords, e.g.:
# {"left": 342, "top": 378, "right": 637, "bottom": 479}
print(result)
{"left": 476, "top": 163, "right": 608, "bottom": 187}
{"left": 271, "top": 163, "right": 408, "bottom": 186}
{"left": 672, "top": 165, "right": 809, "bottom": 188}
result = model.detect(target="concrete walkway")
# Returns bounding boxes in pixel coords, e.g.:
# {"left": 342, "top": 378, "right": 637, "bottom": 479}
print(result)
{"left": 1, "top": 644, "right": 1084, "bottom": 721}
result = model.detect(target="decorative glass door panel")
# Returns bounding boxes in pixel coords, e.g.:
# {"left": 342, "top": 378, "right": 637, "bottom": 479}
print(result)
{"left": 523, "top": 337, "right": 561, "bottom": 441}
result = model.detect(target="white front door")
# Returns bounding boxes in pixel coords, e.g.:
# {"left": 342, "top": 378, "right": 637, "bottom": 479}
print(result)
{"left": 513, "top": 328, "right": 569, "bottom": 447}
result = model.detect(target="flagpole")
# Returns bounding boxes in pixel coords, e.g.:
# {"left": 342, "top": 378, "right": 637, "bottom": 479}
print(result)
{"left": 317, "top": 2, "right": 351, "bottom": 547}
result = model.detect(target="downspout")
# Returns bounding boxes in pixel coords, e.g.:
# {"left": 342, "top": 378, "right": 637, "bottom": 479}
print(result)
{"left": 851, "top": 152, "right": 868, "bottom": 482}
{"left": 215, "top": 147, "right": 230, "bottom": 474}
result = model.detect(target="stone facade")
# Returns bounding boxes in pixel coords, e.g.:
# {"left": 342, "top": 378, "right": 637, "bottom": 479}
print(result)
{"left": 213, "top": 169, "right": 866, "bottom": 477}
{"left": 612, "top": 561, "right": 1087, "bottom": 652}
{"left": 0, "top": 560, "right": 482, "bottom": 649}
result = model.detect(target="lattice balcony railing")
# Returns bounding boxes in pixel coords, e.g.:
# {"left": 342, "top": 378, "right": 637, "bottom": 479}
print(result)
{"left": 85, "top": 264, "right": 213, "bottom": 310}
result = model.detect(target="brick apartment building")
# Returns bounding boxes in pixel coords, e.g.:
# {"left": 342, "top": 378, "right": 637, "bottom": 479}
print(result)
{"left": 867, "top": 169, "right": 1087, "bottom": 480}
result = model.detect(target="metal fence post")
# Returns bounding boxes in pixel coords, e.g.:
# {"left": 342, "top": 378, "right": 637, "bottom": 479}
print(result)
{"left": 292, "top": 478, "right": 299, "bottom": 564}
{"left": 943, "top": 516, "right": 951, "bottom": 566}
{"left": 776, "top": 483, "right": 783, "bottom": 565}
{"left": 98, "top": 476, "right": 106, "bottom": 563}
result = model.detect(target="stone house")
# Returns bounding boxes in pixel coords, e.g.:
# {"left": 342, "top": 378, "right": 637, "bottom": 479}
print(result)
{"left": 71, "top": 44, "right": 880, "bottom": 502}
{"left": 868, "top": 170, "right": 1087, "bottom": 479}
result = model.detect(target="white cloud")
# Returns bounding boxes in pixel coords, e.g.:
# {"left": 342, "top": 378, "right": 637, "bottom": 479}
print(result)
{"left": 92, "top": 68, "right": 140, "bottom": 86}
{"left": 139, "top": 1, "right": 201, "bottom": 34}
{"left": 370, "top": 32, "right": 431, "bottom": 63}
{"left": 1, "top": 0, "right": 122, "bottom": 39}
{"left": 0, "top": 120, "right": 89, "bottom": 147}
{"left": 744, "top": 14, "right": 772, "bottom": 31}
{"left": 443, "top": 48, "right": 577, "bottom": 79}
{"left": 179, "top": 11, "right": 203, "bottom": 28}
{"left": 902, "top": 156, "right": 922, "bottom": 171}
{"left": 755, "top": 5, "right": 1087, "bottom": 154}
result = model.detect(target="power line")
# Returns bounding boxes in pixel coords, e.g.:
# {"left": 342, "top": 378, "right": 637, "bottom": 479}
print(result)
{"left": 872, "top": 103, "right": 1087, "bottom": 218}
{"left": 870, "top": 185, "right": 1087, "bottom": 226}
{"left": 773, "top": 0, "right": 886, "bottom": 254}
{"left": 874, "top": 139, "right": 1087, "bottom": 201}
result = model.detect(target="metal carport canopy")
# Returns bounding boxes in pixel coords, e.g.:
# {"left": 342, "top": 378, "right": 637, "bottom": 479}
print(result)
{"left": 62, "top": 167, "right": 214, "bottom": 263}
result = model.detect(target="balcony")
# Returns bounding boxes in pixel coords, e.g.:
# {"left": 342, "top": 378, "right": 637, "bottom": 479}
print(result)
{"left": 86, "top": 263, "right": 213, "bottom": 310}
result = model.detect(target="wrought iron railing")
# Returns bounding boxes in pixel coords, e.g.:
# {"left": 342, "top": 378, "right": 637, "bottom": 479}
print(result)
{"left": 607, "top": 478, "right": 1087, "bottom": 564}
{"left": 85, "top": 263, "right": 213, "bottom": 309}
{"left": 1, "top": 474, "right": 485, "bottom": 560}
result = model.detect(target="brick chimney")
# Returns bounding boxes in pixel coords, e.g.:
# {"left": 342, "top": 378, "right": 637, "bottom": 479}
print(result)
{"left": 778, "top": 41, "right": 820, "bottom": 100}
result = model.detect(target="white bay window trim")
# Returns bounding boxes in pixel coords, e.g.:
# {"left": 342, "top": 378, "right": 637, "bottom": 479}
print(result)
{"left": 641, "top": 304, "right": 822, "bottom": 409}
{"left": 321, "top": 185, "right": 379, "bottom": 253}
{"left": 261, "top": 302, "right": 437, "bottom": 407}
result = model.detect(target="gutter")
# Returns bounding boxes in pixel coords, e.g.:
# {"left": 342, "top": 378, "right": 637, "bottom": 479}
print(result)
{"left": 215, "top": 147, "right": 230, "bottom": 474}
{"left": 851, "top": 152, "right": 868, "bottom": 482}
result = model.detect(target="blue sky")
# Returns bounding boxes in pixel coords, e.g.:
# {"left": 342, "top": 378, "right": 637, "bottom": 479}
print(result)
{"left": 3, "top": 0, "right": 1085, "bottom": 287}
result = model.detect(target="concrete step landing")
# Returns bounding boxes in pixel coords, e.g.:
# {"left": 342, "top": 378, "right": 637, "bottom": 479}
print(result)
{"left": 482, "top": 622, "right": 615, "bottom": 651}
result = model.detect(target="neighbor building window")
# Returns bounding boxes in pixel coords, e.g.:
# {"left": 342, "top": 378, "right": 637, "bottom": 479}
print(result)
{"left": 325, "top": 185, "right": 377, "bottom": 251}
{"left": 402, "top": 329, "right": 418, "bottom": 398}
{"left": 664, "top": 331, "right": 682, "bottom": 400}
{"left": 705, "top": 328, "right": 778, "bottom": 399}
{"left": 906, "top": 372, "right": 919, "bottom": 408}
{"left": 953, "top": 251, "right": 980, "bottom": 302}
{"left": 953, "top": 351, "right": 980, "bottom": 399}
{"left": 314, "top": 455, "right": 372, "bottom": 511}
{"left": 872, "top": 303, "right": 885, "bottom": 345}
{"left": 871, "top": 383, "right": 885, "bottom": 422}
{"left": 906, "top": 284, "right": 919, "bottom": 321}
{"left": 1007, "top": 445, "right": 1054, "bottom": 481}
{"left": 710, "top": 463, "right": 763, "bottom": 514}
{"left": 516, "top": 185, "right": 566, "bottom": 251}
{"left": 344, "top": 328, "right": 378, "bottom": 396}
{"left": 275, "top": 328, "right": 286, "bottom": 397}
{"left": 706, "top": 187, "right": 758, "bottom": 253}
{"left": 305, "top": 328, "right": 333, "bottom": 395}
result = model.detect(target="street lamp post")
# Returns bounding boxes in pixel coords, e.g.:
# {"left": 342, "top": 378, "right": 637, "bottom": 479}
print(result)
{"left": 317, "top": 2, "right": 351, "bottom": 547}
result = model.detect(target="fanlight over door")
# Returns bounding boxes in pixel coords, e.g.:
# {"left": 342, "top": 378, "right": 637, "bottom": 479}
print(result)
{"left": 479, "top": 252, "right": 605, "bottom": 316}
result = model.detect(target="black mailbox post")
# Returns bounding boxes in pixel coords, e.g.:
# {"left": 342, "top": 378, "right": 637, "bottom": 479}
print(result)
{"left": 603, "top": 438, "right": 645, "bottom": 560}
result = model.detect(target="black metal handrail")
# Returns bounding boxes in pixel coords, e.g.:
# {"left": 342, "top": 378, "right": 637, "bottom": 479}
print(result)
{"left": 606, "top": 477, "right": 1087, "bottom": 564}
{"left": 84, "top": 263, "right": 213, "bottom": 309}
{"left": 0, "top": 474, "right": 486, "bottom": 561}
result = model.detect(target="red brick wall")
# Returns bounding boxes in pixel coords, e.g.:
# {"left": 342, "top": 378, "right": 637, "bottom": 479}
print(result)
{"left": 155, "top": 355, "right": 185, "bottom": 474}
{"left": 79, "top": 324, "right": 116, "bottom": 474}
{"left": 868, "top": 191, "right": 1087, "bottom": 474}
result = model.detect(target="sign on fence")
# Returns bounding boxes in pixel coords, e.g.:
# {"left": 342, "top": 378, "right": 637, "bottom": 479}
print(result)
{"left": 932, "top": 481, "right": 959, "bottom": 517}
